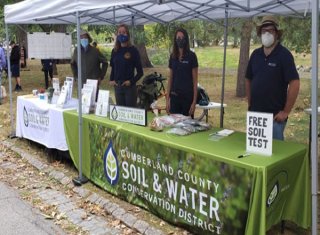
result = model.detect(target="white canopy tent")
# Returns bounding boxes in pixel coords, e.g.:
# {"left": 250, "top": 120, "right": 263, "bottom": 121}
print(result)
{"left": 4, "top": 0, "right": 312, "bottom": 25}
{"left": 4, "top": 1, "right": 318, "bottom": 234}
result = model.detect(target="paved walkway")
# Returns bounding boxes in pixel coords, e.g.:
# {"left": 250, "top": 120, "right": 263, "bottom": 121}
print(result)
{"left": 0, "top": 140, "right": 167, "bottom": 235}
{"left": 0, "top": 182, "right": 66, "bottom": 235}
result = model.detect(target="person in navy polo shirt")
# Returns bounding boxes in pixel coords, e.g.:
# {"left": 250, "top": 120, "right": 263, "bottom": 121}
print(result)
{"left": 109, "top": 24, "right": 143, "bottom": 107}
{"left": 246, "top": 16, "right": 300, "bottom": 140}
{"left": 166, "top": 28, "right": 198, "bottom": 117}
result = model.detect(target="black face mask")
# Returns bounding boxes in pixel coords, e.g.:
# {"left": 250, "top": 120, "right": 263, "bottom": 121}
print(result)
{"left": 176, "top": 38, "right": 186, "bottom": 48}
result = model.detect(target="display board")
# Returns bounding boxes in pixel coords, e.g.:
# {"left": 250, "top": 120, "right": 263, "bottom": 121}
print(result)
{"left": 27, "top": 32, "right": 72, "bottom": 59}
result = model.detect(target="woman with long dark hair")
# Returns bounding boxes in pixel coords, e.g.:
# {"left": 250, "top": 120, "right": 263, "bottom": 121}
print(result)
{"left": 166, "top": 28, "right": 198, "bottom": 116}
{"left": 109, "top": 24, "right": 143, "bottom": 107}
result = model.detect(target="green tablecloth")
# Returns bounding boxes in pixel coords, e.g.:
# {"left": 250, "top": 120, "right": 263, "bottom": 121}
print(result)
{"left": 63, "top": 110, "right": 311, "bottom": 235}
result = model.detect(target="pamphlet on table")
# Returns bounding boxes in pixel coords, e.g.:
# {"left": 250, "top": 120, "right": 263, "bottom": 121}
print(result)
{"left": 95, "top": 90, "right": 109, "bottom": 117}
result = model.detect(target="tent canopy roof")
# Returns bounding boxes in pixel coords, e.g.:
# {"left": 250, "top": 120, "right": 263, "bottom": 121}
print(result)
{"left": 5, "top": 0, "right": 312, "bottom": 25}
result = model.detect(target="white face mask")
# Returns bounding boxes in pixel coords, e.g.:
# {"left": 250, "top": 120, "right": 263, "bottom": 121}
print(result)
{"left": 261, "top": 32, "right": 275, "bottom": 48}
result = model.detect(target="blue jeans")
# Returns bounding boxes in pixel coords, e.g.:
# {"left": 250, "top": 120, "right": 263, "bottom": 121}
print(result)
{"left": 273, "top": 120, "right": 287, "bottom": 140}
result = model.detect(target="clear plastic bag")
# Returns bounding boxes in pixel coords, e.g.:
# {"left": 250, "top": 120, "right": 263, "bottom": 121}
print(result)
{"left": 166, "top": 127, "right": 191, "bottom": 136}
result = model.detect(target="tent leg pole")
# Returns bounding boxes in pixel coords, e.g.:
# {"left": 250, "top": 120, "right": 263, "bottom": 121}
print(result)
{"left": 73, "top": 11, "right": 87, "bottom": 186}
{"left": 220, "top": 6, "right": 228, "bottom": 128}
{"left": 311, "top": 1, "right": 319, "bottom": 234}
{"left": 5, "top": 24, "right": 15, "bottom": 139}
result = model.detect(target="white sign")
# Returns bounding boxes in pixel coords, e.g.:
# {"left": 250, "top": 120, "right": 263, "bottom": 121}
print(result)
{"left": 109, "top": 105, "right": 146, "bottom": 126}
{"left": 27, "top": 32, "right": 72, "bottom": 59}
{"left": 56, "top": 85, "right": 68, "bottom": 108}
{"left": 95, "top": 90, "right": 109, "bottom": 117}
{"left": 246, "top": 111, "right": 273, "bottom": 156}
{"left": 81, "top": 87, "right": 93, "bottom": 114}
{"left": 86, "top": 79, "right": 98, "bottom": 103}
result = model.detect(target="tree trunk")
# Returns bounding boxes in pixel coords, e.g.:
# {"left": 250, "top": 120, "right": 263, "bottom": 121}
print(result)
{"left": 236, "top": 19, "right": 253, "bottom": 98}
{"left": 134, "top": 25, "right": 153, "bottom": 68}
{"left": 136, "top": 43, "right": 153, "bottom": 68}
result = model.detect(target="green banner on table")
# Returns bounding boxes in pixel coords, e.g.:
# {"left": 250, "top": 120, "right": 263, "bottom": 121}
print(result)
{"left": 89, "top": 123, "right": 253, "bottom": 235}
{"left": 63, "top": 110, "right": 310, "bottom": 235}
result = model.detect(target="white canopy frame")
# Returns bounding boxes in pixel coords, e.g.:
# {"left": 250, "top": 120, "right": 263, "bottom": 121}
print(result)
{"left": 4, "top": 1, "right": 318, "bottom": 234}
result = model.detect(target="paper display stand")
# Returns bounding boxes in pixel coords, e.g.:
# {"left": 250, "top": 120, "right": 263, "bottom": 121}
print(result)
{"left": 86, "top": 79, "right": 98, "bottom": 102}
{"left": 83, "top": 83, "right": 95, "bottom": 108}
{"left": 50, "top": 77, "right": 60, "bottom": 104}
{"left": 246, "top": 111, "right": 273, "bottom": 156}
{"left": 65, "top": 77, "right": 74, "bottom": 101}
{"left": 81, "top": 87, "right": 93, "bottom": 114}
{"left": 56, "top": 84, "right": 68, "bottom": 108}
{"left": 95, "top": 90, "right": 109, "bottom": 117}
{"left": 52, "top": 77, "right": 60, "bottom": 95}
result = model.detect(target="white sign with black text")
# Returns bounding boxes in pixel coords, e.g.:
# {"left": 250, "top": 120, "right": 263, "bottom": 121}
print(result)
{"left": 246, "top": 111, "right": 273, "bottom": 156}
{"left": 109, "top": 105, "right": 147, "bottom": 126}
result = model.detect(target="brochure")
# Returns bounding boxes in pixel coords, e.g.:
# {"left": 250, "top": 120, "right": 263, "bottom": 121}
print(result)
{"left": 95, "top": 90, "right": 109, "bottom": 117}
{"left": 81, "top": 87, "right": 93, "bottom": 114}
{"left": 83, "top": 83, "right": 95, "bottom": 109}
{"left": 86, "top": 79, "right": 98, "bottom": 102}
{"left": 208, "top": 129, "right": 234, "bottom": 141}
{"left": 65, "top": 76, "right": 74, "bottom": 100}
{"left": 56, "top": 85, "right": 68, "bottom": 108}
{"left": 52, "top": 77, "right": 60, "bottom": 95}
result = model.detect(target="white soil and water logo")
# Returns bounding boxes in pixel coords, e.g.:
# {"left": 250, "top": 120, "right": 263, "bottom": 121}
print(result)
{"left": 22, "top": 105, "right": 49, "bottom": 131}
{"left": 266, "top": 170, "right": 289, "bottom": 208}
{"left": 267, "top": 182, "right": 279, "bottom": 207}
{"left": 103, "top": 141, "right": 120, "bottom": 185}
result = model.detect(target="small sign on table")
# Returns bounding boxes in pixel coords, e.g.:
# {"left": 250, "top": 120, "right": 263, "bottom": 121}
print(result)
{"left": 246, "top": 111, "right": 273, "bottom": 156}
{"left": 109, "top": 105, "right": 147, "bottom": 126}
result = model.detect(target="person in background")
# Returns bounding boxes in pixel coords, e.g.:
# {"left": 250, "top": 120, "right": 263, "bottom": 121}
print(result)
{"left": 71, "top": 30, "right": 108, "bottom": 87}
{"left": 0, "top": 44, "right": 6, "bottom": 73}
{"left": 20, "top": 44, "right": 27, "bottom": 68}
{"left": 0, "top": 44, "right": 8, "bottom": 78}
{"left": 109, "top": 24, "right": 143, "bottom": 107}
{"left": 245, "top": 16, "right": 300, "bottom": 140}
{"left": 10, "top": 41, "right": 22, "bottom": 92}
{"left": 0, "top": 44, "right": 7, "bottom": 103}
{"left": 41, "top": 59, "right": 54, "bottom": 89}
{"left": 166, "top": 28, "right": 198, "bottom": 117}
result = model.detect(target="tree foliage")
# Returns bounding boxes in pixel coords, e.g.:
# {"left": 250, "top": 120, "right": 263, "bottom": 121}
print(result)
{"left": 280, "top": 15, "right": 311, "bottom": 53}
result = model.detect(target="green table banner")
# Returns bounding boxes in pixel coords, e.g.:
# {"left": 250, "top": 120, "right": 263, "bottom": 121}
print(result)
{"left": 63, "top": 110, "right": 311, "bottom": 235}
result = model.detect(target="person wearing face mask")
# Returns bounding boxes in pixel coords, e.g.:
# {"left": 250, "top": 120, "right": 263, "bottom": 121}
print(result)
{"left": 166, "top": 28, "right": 198, "bottom": 117}
{"left": 109, "top": 24, "right": 143, "bottom": 107}
{"left": 245, "top": 16, "right": 300, "bottom": 140}
{"left": 71, "top": 30, "right": 108, "bottom": 96}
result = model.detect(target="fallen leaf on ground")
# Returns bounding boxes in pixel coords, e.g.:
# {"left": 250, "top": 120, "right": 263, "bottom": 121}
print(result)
{"left": 111, "top": 219, "right": 121, "bottom": 226}
{"left": 41, "top": 213, "right": 54, "bottom": 220}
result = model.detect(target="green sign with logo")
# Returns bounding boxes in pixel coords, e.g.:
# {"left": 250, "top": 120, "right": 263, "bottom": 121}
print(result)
{"left": 89, "top": 123, "right": 252, "bottom": 235}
